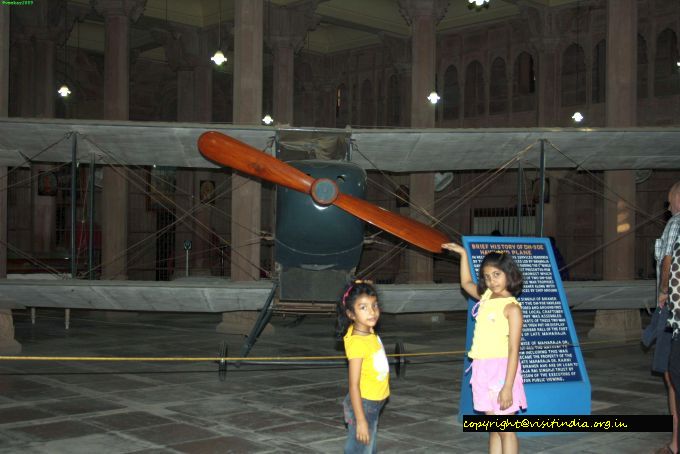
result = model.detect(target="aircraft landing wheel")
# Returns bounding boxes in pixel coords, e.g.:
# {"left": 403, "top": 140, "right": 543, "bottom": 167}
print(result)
{"left": 394, "top": 341, "right": 406, "bottom": 379}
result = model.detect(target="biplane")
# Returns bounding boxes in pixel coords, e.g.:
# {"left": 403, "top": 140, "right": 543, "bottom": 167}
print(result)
{"left": 0, "top": 119, "right": 672, "bottom": 360}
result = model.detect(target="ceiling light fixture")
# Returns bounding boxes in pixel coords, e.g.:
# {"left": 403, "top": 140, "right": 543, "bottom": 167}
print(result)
{"left": 468, "top": 0, "right": 490, "bottom": 10}
{"left": 211, "top": 0, "right": 227, "bottom": 66}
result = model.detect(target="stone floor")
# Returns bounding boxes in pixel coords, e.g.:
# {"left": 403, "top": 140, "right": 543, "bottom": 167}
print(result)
{"left": 0, "top": 308, "right": 673, "bottom": 453}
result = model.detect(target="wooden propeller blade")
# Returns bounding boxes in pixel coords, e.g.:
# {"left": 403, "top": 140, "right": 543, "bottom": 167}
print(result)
{"left": 197, "top": 131, "right": 314, "bottom": 193}
{"left": 334, "top": 193, "right": 449, "bottom": 253}
{"left": 198, "top": 131, "right": 449, "bottom": 253}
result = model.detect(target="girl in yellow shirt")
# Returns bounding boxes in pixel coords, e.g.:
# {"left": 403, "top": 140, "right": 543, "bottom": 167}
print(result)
{"left": 336, "top": 280, "right": 390, "bottom": 453}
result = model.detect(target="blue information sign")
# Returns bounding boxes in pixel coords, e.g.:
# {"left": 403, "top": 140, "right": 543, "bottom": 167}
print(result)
{"left": 458, "top": 236, "right": 590, "bottom": 421}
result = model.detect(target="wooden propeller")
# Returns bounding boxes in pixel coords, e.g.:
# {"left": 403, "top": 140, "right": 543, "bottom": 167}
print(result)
{"left": 198, "top": 131, "right": 449, "bottom": 253}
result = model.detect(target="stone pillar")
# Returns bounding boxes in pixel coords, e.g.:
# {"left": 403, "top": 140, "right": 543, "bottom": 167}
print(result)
{"left": 0, "top": 168, "right": 17, "bottom": 353}
{"left": 399, "top": 0, "right": 448, "bottom": 283}
{"left": 94, "top": 0, "right": 146, "bottom": 280}
{"left": 218, "top": 0, "right": 264, "bottom": 335}
{"left": 0, "top": 309, "right": 21, "bottom": 354}
{"left": 267, "top": 2, "right": 318, "bottom": 125}
{"left": 0, "top": 165, "right": 6, "bottom": 279}
{"left": 33, "top": 36, "right": 56, "bottom": 118}
{"left": 0, "top": 7, "right": 8, "bottom": 274}
{"left": 16, "top": 35, "right": 35, "bottom": 117}
{"left": 272, "top": 44, "right": 294, "bottom": 124}
{"left": 0, "top": 165, "right": 16, "bottom": 354}
{"left": 0, "top": 9, "right": 18, "bottom": 354}
{"left": 0, "top": 7, "right": 9, "bottom": 118}
{"left": 16, "top": 5, "right": 65, "bottom": 262}
{"left": 589, "top": 0, "right": 638, "bottom": 340}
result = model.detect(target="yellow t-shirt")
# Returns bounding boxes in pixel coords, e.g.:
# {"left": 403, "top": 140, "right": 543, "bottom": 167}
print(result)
{"left": 468, "top": 289, "right": 521, "bottom": 359}
{"left": 343, "top": 325, "right": 390, "bottom": 401}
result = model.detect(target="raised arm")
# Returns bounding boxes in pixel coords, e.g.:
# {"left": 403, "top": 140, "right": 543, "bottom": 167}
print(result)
{"left": 442, "top": 243, "right": 481, "bottom": 300}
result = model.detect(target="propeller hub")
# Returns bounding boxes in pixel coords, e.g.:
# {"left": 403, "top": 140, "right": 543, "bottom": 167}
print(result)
{"left": 310, "top": 178, "right": 339, "bottom": 206}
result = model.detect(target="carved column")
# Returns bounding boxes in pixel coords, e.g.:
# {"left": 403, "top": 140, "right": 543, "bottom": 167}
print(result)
{"left": 13, "top": 29, "right": 35, "bottom": 116}
{"left": 399, "top": 0, "right": 448, "bottom": 284}
{"left": 590, "top": 0, "right": 638, "bottom": 340}
{"left": 218, "top": 0, "right": 264, "bottom": 335}
{"left": 0, "top": 6, "right": 7, "bottom": 117}
{"left": 33, "top": 0, "right": 68, "bottom": 118}
{"left": 231, "top": 0, "right": 262, "bottom": 281}
{"left": 0, "top": 165, "right": 6, "bottom": 279}
{"left": 0, "top": 165, "right": 16, "bottom": 353}
{"left": 267, "top": 2, "right": 318, "bottom": 125}
{"left": 0, "top": 7, "right": 19, "bottom": 354}
{"left": 94, "top": 0, "right": 146, "bottom": 280}
{"left": 0, "top": 6, "right": 8, "bottom": 275}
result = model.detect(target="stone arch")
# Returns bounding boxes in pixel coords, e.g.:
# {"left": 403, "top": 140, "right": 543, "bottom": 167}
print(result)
{"left": 443, "top": 65, "right": 460, "bottom": 120}
{"left": 335, "top": 83, "right": 349, "bottom": 128}
{"left": 360, "top": 79, "right": 374, "bottom": 126}
{"left": 654, "top": 28, "right": 680, "bottom": 97}
{"left": 592, "top": 39, "right": 606, "bottom": 103}
{"left": 386, "top": 74, "right": 401, "bottom": 126}
{"left": 512, "top": 51, "right": 535, "bottom": 112}
{"left": 464, "top": 60, "right": 485, "bottom": 118}
{"left": 489, "top": 57, "right": 508, "bottom": 115}
{"left": 561, "top": 43, "right": 586, "bottom": 106}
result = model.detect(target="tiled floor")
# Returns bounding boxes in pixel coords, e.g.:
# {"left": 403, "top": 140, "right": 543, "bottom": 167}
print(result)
{"left": 0, "top": 308, "right": 672, "bottom": 453}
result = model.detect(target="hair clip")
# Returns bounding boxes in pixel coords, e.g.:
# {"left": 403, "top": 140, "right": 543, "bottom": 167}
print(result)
{"left": 342, "top": 285, "right": 354, "bottom": 307}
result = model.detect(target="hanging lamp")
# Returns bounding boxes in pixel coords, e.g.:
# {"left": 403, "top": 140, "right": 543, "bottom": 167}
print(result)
{"left": 211, "top": 0, "right": 227, "bottom": 65}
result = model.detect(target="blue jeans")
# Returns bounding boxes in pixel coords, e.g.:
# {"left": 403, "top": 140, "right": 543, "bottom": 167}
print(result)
{"left": 343, "top": 394, "right": 386, "bottom": 454}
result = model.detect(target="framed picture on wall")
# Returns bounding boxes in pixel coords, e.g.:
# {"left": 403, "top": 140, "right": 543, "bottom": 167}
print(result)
{"left": 200, "top": 180, "right": 216, "bottom": 205}
{"left": 37, "top": 171, "right": 58, "bottom": 196}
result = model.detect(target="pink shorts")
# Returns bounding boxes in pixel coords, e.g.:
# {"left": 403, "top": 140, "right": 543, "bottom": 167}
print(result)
{"left": 470, "top": 357, "right": 527, "bottom": 415}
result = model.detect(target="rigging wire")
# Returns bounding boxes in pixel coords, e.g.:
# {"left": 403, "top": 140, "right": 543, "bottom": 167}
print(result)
{"left": 81, "top": 136, "right": 270, "bottom": 280}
